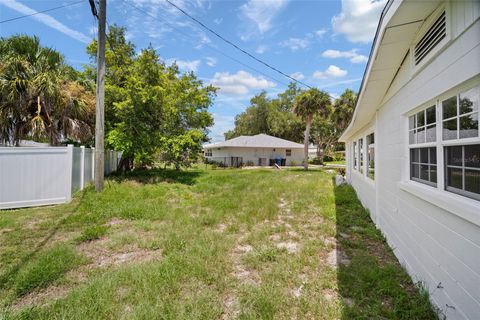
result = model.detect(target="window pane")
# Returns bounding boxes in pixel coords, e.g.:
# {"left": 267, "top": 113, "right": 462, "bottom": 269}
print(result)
{"left": 430, "top": 165, "right": 437, "bottom": 183}
{"left": 420, "top": 148, "right": 429, "bottom": 163}
{"left": 412, "top": 163, "right": 420, "bottom": 178}
{"left": 426, "top": 124, "right": 436, "bottom": 142}
{"left": 459, "top": 86, "right": 479, "bottom": 115}
{"left": 426, "top": 106, "right": 436, "bottom": 124}
{"left": 409, "top": 130, "right": 415, "bottom": 144}
{"left": 417, "top": 126, "right": 425, "bottom": 143}
{"left": 420, "top": 165, "right": 429, "bottom": 181}
{"left": 459, "top": 113, "right": 478, "bottom": 139}
{"left": 409, "top": 115, "right": 415, "bottom": 130}
{"left": 464, "top": 144, "right": 480, "bottom": 168}
{"left": 411, "top": 148, "right": 420, "bottom": 162}
{"left": 430, "top": 147, "right": 437, "bottom": 164}
{"left": 446, "top": 146, "right": 463, "bottom": 167}
{"left": 417, "top": 110, "right": 425, "bottom": 127}
{"left": 464, "top": 169, "right": 480, "bottom": 195}
{"left": 446, "top": 167, "right": 463, "bottom": 189}
{"left": 442, "top": 96, "right": 457, "bottom": 119}
{"left": 443, "top": 118, "right": 457, "bottom": 140}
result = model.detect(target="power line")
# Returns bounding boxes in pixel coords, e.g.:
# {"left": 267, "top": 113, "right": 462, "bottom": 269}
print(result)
{"left": 122, "top": 0, "right": 291, "bottom": 88}
{"left": 163, "top": 0, "right": 313, "bottom": 89}
{"left": 0, "top": 1, "right": 84, "bottom": 24}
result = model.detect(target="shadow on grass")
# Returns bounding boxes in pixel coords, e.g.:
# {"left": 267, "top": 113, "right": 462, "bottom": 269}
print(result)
{"left": 110, "top": 168, "right": 204, "bottom": 186}
{"left": 333, "top": 181, "right": 436, "bottom": 319}
{"left": 0, "top": 190, "right": 86, "bottom": 292}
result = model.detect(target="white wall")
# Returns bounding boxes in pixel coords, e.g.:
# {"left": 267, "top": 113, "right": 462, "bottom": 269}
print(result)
{"left": 345, "top": 4, "right": 480, "bottom": 319}
{"left": 207, "top": 147, "right": 304, "bottom": 166}
{"left": 0, "top": 145, "right": 121, "bottom": 210}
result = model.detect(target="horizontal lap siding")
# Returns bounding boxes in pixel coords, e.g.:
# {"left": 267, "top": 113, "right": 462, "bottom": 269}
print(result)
{"left": 349, "top": 6, "right": 480, "bottom": 319}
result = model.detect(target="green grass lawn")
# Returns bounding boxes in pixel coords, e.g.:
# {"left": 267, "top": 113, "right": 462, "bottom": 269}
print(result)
{"left": 0, "top": 168, "right": 435, "bottom": 319}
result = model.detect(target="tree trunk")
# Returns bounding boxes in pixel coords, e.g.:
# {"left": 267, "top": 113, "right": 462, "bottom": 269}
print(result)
{"left": 303, "top": 118, "right": 312, "bottom": 171}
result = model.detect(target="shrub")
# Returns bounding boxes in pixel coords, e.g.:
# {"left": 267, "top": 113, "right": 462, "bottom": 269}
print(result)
{"left": 290, "top": 160, "right": 297, "bottom": 166}
{"left": 322, "top": 155, "right": 333, "bottom": 162}
{"left": 76, "top": 225, "right": 109, "bottom": 243}
{"left": 245, "top": 160, "right": 255, "bottom": 167}
{"left": 311, "top": 157, "right": 323, "bottom": 165}
{"left": 15, "top": 245, "right": 83, "bottom": 296}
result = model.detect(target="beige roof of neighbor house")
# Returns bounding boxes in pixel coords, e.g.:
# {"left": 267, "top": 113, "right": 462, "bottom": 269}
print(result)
{"left": 204, "top": 134, "right": 303, "bottom": 149}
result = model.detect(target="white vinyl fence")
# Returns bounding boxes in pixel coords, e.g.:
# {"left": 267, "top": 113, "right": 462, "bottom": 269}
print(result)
{"left": 0, "top": 145, "right": 122, "bottom": 210}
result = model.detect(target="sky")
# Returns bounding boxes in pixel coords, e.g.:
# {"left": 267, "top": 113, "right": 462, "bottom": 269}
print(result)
{"left": 0, "top": 0, "right": 387, "bottom": 142}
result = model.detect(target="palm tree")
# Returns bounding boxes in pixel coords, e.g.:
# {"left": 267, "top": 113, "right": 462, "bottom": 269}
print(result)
{"left": 0, "top": 35, "right": 94, "bottom": 146}
{"left": 293, "top": 88, "right": 331, "bottom": 170}
{"left": 331, "top": 89, "right": 356, "bottom": 133}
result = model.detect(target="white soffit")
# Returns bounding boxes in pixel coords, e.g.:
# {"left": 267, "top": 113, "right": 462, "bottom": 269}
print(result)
{"left": 340, "top": 0, "right": 442, "bottom": 141}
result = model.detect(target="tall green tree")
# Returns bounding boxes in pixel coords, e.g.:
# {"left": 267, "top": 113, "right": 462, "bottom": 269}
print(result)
{"left": 293, "top": 88, "right": 331, "bottom": 170}
{"left": 331, "top": 88, "right": 356, "bottom": 133}
{"left": 86, "top": 26, "right": 215, "bottom": 170}
{"left": 0, "top": 35, "right": 95, "bottom": 145}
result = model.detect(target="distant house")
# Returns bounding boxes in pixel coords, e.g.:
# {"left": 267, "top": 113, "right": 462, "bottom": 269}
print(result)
{"left": 203, "top": 134, "right": 304, "bottom": 167}
{"left": 339, "top": 0, "right": 479, "bottom": 319}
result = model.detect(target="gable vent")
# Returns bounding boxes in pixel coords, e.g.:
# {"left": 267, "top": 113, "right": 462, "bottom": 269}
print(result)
{"left": 414, "top": 11, "right": 446, "bottom": 65}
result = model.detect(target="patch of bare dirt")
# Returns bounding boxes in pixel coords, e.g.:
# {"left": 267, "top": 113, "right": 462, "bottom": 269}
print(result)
{"left": 276, "top": 241, "right": 299, "bottom": 254}
{"left": 221, "top": 293, "right": 240, "bottom": 320}
{"left": 326, "top": 249, "right": 351, "bottom": 267}
{"left": 323, "top": 289, "right": 337, "bottom": 302}
{"left": 77, "top": 238, "right": 162, "bottom": 269}
{"left": 12, "top": 284, "right": 70, "bottom": 311}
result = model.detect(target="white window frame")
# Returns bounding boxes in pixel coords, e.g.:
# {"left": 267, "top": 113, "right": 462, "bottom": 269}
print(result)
{"left": 367, "top": 133, "right": 375, "bottom": 180}
{"left": 404, "top": 79, "right": 480, "bottom": 204}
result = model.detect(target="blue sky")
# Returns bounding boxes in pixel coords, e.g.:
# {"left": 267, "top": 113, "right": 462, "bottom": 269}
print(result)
{"left": 0, "top": 0, "right": 386, "bottom": 142}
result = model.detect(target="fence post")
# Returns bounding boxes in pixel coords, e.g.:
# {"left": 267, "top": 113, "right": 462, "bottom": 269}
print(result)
{"left": 80, "top": 146, "right": 85, "bottom": 190}
{"left": 66, "top": 144, "right": 74, "bottom": 202}
{"left": 91, "top": 147, "right": 95, "bottom": 179}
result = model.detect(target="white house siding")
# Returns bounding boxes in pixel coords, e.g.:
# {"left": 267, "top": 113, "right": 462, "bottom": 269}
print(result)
{"left": 208, "top": 147, "right": 303, "bottom": 166}
{"left": 345, "top": 3, "right": 480, "bottom": 319}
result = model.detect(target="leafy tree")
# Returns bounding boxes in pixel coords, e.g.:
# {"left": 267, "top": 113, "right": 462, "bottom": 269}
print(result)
{"left": 0, "top": 35, "right": 94, "bottom": 145}
{"left": 86, "top": 27, "right": 215, "bottom": 170}
{"left": 331, "top": 88, "right": 356, "bottom": 133}
{"left": 224, "top": 83, "right": 304, "bottom": 142}
{"left": 293, "top": 88, "right": 331, "bottom": 170}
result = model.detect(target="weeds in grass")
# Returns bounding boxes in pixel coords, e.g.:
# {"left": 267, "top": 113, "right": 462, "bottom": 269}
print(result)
{"left": 14, "top": 245, "right": 83, "bottom": 297}
{"left": 75, "top": 225, "right": 109, "bottom": 243}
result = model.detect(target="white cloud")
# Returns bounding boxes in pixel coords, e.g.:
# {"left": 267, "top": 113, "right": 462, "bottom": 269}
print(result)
{"left": 210, "top": 71, "right": 275, "bottom": 95}
{"left": 322, "top": 49, "right": 368, "bottom": 64}
{"left": 206, "top": 57, "right": 217, "bottom": 67}
{"left": 332, "top": 0, "right": 386, "bottom": 43}
{"left": 165, "top": 58, "right": 201, "bottom": 72}
{"left": 280, "top": 37, "right": 310, "bottom": 51}
{"left": 213, "top": 17, "right": 223, "bottom": 25}
{"left": 0, "top": 0, "right": 90, "bottom": 43}
{"left": 256, "top": 45, "right": 267, "bottom": 54}
{"left": 210, "top": 113, "right": 235, "bottom": 142}
{"left": 290, "top": 72, "right": 305, "bottom": 80}
{"left": 315, "top": 29, "right": 327, "bottom": 38}
{"left": 239, "top": 0, "right": 289, "bottom": 39}
{"left": 313, "top": 65, "right": 348, "bottom": 79}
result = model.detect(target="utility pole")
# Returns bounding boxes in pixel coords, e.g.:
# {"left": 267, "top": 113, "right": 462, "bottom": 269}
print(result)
{"left": 94, "top": 0, "right": 106, "bottom": 192}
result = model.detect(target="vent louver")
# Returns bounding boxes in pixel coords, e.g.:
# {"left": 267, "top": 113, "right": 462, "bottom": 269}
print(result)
{"left": 414, "top": 11, "right": 446, "bottom": 65}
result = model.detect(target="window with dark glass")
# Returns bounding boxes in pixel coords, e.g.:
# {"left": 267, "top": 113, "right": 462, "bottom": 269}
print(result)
{"left": 442, "top": 85, "right": 479, "bottom": 140}
{"left": 409, "top": 106, "right": 436, "bottom": 144}
{"left": 286, "top": 149, "right": 292, "bottom": 156}
{"left": 359, "top": 138, "right": 364, "bottom": 174}
{"left": 353, "top": 141, "right": 358, "bottom": 170}
{"left": 410, "top": 147, "right": 437, "bottom": 186}
{"left": 445, "top": 144, "right": 480, "bottom": 200}
{"left": 367, "top": 133, "right": 375, "bottom": 180}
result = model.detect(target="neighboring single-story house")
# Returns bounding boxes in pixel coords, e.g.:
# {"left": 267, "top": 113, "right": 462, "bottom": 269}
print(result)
{"left": 339, "top": 0, "right": 479, "bottom": 319}
{"left": 203, "top": 134, "right": 304, "bottom": 167}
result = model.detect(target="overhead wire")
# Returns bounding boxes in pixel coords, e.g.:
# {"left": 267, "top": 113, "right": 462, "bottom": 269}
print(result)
{"left": 0, "top": 1, "right": 84, "bottom": 24}
{"left": 122, "top": 0, "right": 292, "bottom": 88}
{"left": 163, "top": 0, "right": 313, "bottom": 89}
